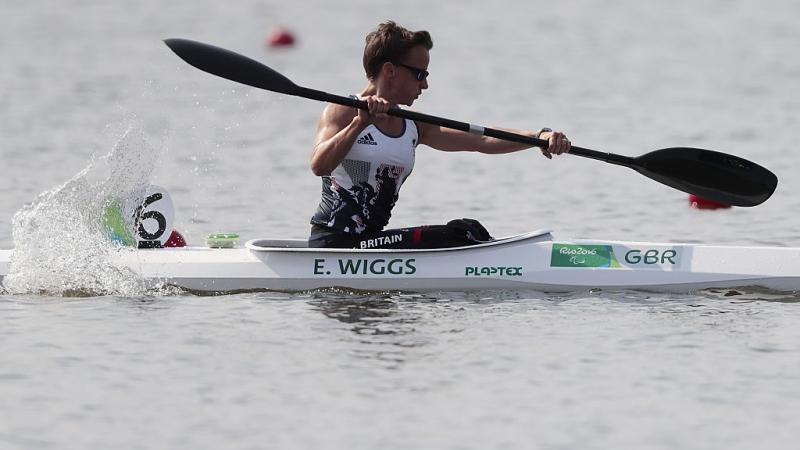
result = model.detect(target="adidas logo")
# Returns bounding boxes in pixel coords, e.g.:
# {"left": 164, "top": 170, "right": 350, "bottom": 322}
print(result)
{"left": 357, "top": 133, "right": 378, "bottom": 146}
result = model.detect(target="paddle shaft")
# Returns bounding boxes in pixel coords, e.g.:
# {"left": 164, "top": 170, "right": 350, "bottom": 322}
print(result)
{"left": 296, "top": 86, "right": 633, "bottom": 166}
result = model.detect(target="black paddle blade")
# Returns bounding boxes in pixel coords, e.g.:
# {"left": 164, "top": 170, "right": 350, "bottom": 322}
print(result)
{"left": 164, "top": 38, "right": 299, "bottom": 95}
{"left": 632, "top": 147, "right": 777, "bottom": 207}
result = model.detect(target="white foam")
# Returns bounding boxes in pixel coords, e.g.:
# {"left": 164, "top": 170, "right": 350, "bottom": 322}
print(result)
{"left": 3, "top": 124, "right": 172, "bottom": 296}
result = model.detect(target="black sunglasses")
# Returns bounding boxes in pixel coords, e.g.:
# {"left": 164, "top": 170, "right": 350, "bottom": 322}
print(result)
{"left": 394, "top": 62, "right": 429, "bottom": 81}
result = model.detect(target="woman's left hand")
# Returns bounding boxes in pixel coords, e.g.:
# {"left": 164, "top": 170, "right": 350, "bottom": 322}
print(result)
{"left": 539, "top": 131, "right": 571, "bottom": 159}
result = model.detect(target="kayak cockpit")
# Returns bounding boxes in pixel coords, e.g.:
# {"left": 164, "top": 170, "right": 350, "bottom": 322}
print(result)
{"left": 245, "top": 229, "right": 553, "bottom": 253}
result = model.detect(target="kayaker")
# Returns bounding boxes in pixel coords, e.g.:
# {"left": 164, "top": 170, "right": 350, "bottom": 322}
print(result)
{"left": 309, "top": 21, "right": 570, "bottom": 249}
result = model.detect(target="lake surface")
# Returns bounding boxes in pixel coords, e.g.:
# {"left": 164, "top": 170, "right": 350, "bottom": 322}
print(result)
{"left": 2, "top": 0, "right": 800, "bottom": 449}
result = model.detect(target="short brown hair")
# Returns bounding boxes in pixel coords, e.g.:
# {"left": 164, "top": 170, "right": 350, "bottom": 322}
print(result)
{"left": 363, "top": 21, "right": 433, "bottom": 80}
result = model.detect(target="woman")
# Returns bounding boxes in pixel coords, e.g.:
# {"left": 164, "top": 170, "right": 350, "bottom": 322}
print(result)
{"left": 309, "top": 21, "right": 570, "bottom": 249}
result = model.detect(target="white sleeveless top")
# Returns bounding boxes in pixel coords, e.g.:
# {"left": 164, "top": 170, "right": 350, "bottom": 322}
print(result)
{"left": 311, "top": 118, "right": 419, "bottom": 235}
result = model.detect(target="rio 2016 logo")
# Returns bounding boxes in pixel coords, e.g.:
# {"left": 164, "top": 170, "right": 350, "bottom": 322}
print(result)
{"left": 551, "top": 244, "right": 615, "bottom": 268}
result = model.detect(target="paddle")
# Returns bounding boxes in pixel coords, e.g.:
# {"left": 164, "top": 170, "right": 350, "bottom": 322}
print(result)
{"left": 163, "top": 38, "right": 778, "bottom": 207}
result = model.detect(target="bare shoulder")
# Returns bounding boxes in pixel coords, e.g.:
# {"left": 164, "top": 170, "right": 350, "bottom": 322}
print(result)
{"left": 313, "top": 103, "right": 358, "bottom": 145}
{"left": 319, "top": 103, "right": 357, "bottom": 129}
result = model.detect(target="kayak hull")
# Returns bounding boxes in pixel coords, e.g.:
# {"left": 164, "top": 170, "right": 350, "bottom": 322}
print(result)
{"left": 3, "top": 230, "right": 800, "bottom": 294}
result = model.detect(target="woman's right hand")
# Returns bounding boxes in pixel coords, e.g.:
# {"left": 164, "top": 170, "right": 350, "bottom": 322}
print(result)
{"left": 358, "top": 95, "right": 391, "bottom": 124}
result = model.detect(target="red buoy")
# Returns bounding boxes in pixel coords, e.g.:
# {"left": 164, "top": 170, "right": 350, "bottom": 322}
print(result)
{"left": 164, "top": 230, "right": 187, "bottom": 247}
{"left": 267, "top": 27, "right": 296, "bottom": 48}
{"left": 688, "top": 194, "right": 731, "bottom": 210}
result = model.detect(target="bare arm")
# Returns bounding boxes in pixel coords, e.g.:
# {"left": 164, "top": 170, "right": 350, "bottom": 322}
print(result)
{"left": 417, "top": 122, "right": 570, "bottom": 159}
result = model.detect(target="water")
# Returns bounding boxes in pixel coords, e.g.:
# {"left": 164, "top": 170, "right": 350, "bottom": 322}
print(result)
{"left": 2, "top": 0, "right": 800, "bottom": 448}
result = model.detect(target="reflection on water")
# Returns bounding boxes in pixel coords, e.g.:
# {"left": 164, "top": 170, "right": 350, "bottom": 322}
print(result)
{"left": 311, "top": 297, "right": 401, "bottom": 335}
{"left": 308, "top": 290, "right": 441, "bottom": 337}
{"left": 307, "top": 290, "right": 462, "bottom": 369}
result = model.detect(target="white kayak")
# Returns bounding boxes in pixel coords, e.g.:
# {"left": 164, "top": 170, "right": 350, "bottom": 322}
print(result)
{"left": 3, "top": 230, "right": 800, "bottom": 293}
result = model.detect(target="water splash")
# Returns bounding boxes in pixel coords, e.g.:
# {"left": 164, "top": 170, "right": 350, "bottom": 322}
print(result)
{"left": 3, "top": 124, "right": 169, "bottom": 297}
